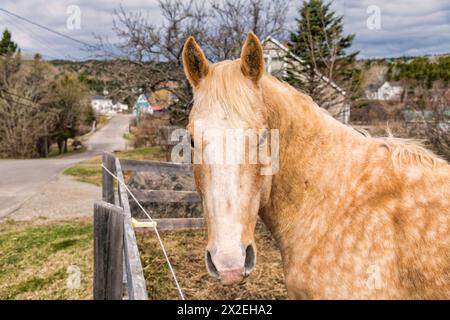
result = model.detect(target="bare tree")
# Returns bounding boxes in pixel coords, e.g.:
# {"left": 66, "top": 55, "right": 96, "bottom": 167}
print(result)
{"left": 208, "top": 0, "right": 289, "bottom": 60}
{"left": 403, "top": 81, "right": 450, "bottom": 160}
{"left": 92, "top": 0, "right": 290, "bottom": 124}
{"left": 0, "top": 53, "right": 56, "bottom": 158}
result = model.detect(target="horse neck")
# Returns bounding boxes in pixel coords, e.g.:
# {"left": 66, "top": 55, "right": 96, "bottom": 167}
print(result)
{"left": 262, "top": 75, "right": 339, "bottom": 167}
{"left": 260, "top": 76, "right": 364, "bottom": 247}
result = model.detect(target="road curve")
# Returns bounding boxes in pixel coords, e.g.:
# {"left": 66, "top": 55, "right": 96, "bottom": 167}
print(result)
{"left": 0, "top": 114, "right": 133, "bottom": 218}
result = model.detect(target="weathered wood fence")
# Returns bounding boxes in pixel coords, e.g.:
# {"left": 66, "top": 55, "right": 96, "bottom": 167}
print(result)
{"left": 93, "top": 152, "right": 204, "bottom": 300}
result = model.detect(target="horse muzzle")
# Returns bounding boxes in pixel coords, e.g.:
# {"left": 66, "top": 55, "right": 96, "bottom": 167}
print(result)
{"left": 205, "top": 244, "right": 256, "bottom": 285}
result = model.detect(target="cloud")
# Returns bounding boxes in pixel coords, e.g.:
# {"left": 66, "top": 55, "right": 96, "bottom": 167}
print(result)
{"left": 0, "top": 0, "right": 449, "bottom": 60}
{"left": 342, "top": 0, "right": 450, "bottom": 58}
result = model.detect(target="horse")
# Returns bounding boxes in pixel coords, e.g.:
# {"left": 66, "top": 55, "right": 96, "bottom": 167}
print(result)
{"left": 182, "top": 32, "right": 450, "bottom": 299}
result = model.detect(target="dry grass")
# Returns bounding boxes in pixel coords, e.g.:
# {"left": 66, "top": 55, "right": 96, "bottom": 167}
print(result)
{"left": 0, "top": 219, "right": 286, "bottom": 300}
{"left": 137, "top": 226, "right": 287, "bottom": 300}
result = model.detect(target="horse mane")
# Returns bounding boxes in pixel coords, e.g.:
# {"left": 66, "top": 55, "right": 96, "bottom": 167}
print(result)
{"left": 261, "top": 71, "right": 447, "bottom": 170}
{"left": 375, "top": 136, "right": 445, "bottom": 169}
{"left": 348, "top": 122, "right": 444, "bottom": 168}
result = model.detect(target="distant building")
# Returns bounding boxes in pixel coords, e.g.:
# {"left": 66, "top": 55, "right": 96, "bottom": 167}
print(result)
{"left": 134, "top": 94, "right": 153, "bottom": 117}
{"left": 91, "top": 96, "right": 129, "bottom": 114}
{"left": 91, "top": 95, "right": 113, "bottom": 114}
{"left": 366, "top": 81, "right": 403, "bottom": 101}
{"left": 113, "top": 102, "right": 129, "bottom": 113}
{"left": 151, "top": 105, "right": 168, "bottom": 114}
{"left": 262, "top": 36, "right": 350, "bottom": 124}
{"left": 402, "top": 109, "right": 450, "bottom": 122}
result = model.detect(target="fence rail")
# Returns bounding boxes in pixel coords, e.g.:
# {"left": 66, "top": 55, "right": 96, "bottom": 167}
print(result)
{"left": 93, "top": 152, "right": 204, "bottom": 300}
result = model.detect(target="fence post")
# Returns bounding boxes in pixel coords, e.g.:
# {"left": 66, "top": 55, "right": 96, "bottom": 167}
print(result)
{"left": 116, "top": 158, "right": 149, "bottom": 300}
{"left": 93, "top": 201, "right": 124, "bottom": 300}
{"left": 102, "top": 152, "right": 116, "bottom": 204}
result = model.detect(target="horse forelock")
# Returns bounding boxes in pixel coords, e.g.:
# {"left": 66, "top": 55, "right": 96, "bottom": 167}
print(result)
{"left": 191, "top": 60, "right": 267, "bottom": 129}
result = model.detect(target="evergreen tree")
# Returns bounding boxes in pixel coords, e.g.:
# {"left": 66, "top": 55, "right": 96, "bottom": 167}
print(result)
{"left": 0, "top": 29, "right": 18, "bottom": 56}
{"left": 286, "top": 0, "right": 360, "bottom": 111}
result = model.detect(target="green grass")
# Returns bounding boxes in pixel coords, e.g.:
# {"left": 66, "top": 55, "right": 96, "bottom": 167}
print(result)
{"left": 36, "top": 143, "right": 87, "bottom": 159}
{"left": 122, "top": 132, "right": 132, "bottom": 141}
{"left": 63, "top": 146, "right": 166, "bottom": 186}
{"left": 0, "top": 219, "right": 93, "bottom": 300}
{"left": 96, "top": 115, "right": 109, "bottom": 130}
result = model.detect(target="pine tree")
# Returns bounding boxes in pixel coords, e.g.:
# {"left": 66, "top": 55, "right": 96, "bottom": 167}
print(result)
{"left": 0, "top": 29, "right": 18, "bottom": 56}
{"left": 286, "top": 0, "right": 360, "bottom": 111}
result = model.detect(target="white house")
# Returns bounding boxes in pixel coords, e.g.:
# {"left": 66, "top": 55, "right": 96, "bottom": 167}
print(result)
{"left": 91, "top": 96, "right": 129, "bottom": 114}
{"left": 366, "top": 81, "right": 403, "bottom": 101}
{"left": 113, "top": 102, "right": 129, "bottom": 112}
{"left": 91, "top": 95, "right": 114, "bottom": 114}
{"left": 262, "top": 36, "right": 350, "bottom": 124}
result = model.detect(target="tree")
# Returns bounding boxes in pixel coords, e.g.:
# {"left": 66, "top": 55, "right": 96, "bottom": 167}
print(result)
{"left": 388, "top": 56, "right": 450, "bottom": 89}
{"left": 48, "top": 73, "right": 91, "bottom": 154}
{"left": 0, "top": 29, "right": 18, "bottom": 56}
{"left": 286, "top": 0, "right": 360, "bottom": 110}
{"left": 0, "top": 52, "right": 55, "bottom": 158}
{"left": 93, "top": 0, "right": 290, "bottom": 124}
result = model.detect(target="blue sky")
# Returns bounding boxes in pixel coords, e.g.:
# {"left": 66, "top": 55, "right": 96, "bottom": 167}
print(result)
{"left": 0, "top": 0, "right": 449, "bottom": 60}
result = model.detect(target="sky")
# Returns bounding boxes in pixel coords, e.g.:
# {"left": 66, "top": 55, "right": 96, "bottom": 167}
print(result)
{"left": 0, "top": 0, "right": 449, "bottom": 60}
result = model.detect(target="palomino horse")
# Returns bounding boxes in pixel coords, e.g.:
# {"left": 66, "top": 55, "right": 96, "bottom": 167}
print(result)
{"left": 182, "top": 32, "right": 450, "bottom": 299}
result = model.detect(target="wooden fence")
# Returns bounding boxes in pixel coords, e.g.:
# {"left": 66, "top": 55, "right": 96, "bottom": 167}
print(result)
{"left": 93, "top": 152, "right": 204, "bottom": 300}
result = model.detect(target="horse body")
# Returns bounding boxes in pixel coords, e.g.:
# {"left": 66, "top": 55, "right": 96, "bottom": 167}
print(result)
{"left": 260, "top": 75, "right": 450, "bottom": 299}
{"left": 182, "top": 32, "right": 450, "bottom": 299}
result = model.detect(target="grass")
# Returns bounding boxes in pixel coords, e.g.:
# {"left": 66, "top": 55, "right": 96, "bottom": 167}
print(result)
{"left": 96, "top": 115, "right": 109, "bottom": 130}
{"left": 123, "top": 132, "right": 132, "bottom": 141}
{"left": 47, "top": 145, "right": 87, "bottom": 158}
{"left": 63, "top": 146, "right": 166, "bottom": 186}
{"left": 0, "top": 219, "right": 93, "bottom": 300}
{"left": 0, "top": 219, "right": 286, "bottom": 300}
{"left": 137, "top": 226, "right": 287, "bottom": 300}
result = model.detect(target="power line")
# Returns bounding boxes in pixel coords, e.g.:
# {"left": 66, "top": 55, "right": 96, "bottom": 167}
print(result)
{"left": 0, "top": 7, "right": 124, "bottom": 61}
{"left": 0, "top": 13, "right": 72, "bottom": 60}
{"left": 0, "top": 7, "right": 96, "bottom": 49}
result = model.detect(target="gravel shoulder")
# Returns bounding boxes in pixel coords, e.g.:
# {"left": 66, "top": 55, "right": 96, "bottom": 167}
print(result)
{"left": 2, "top": 174, "right": 101, "bottom": 221}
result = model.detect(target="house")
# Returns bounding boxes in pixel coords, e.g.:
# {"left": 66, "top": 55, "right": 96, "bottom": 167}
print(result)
{"left": 133, "top": 94, "right": 153, "bottom": 117}
{"left": 151, "top": 105, "right": 167, "bottom": 113}
{"left": 113, "top": 102, "right": 129, "bottom": 113}
{"left": 91, "top": 96, "right": 129, "bottom": 114}
{"left": 366, "top": 81, "right": 403, "bottom": 101}
{"left": 402, "top": 109, "right": 450, "bottom": 122}
{"left": 91, "top": 95, "right": 114, "bottom": 114}
{"left": 262, "top": 36, "right": 350, "bottom": 124}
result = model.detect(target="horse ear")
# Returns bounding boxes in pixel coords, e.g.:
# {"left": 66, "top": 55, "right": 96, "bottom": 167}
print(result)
{"left": 240, "top": 32, "right": 265, "bottom": 83}
{"left": 182, "top": 36, "right": 209, "bottom": 88}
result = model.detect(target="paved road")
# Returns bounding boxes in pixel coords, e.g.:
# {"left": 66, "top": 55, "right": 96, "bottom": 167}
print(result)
{"left": 0, "top": 114, "right": 133, "bottom": 218}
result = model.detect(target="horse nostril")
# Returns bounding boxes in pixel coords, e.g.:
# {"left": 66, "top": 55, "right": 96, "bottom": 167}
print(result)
{"left": 244, "top": 244, "right": 256, "bottom": 274}
{"left": 206, "top": 250, "right": 219, "bottom": 278}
